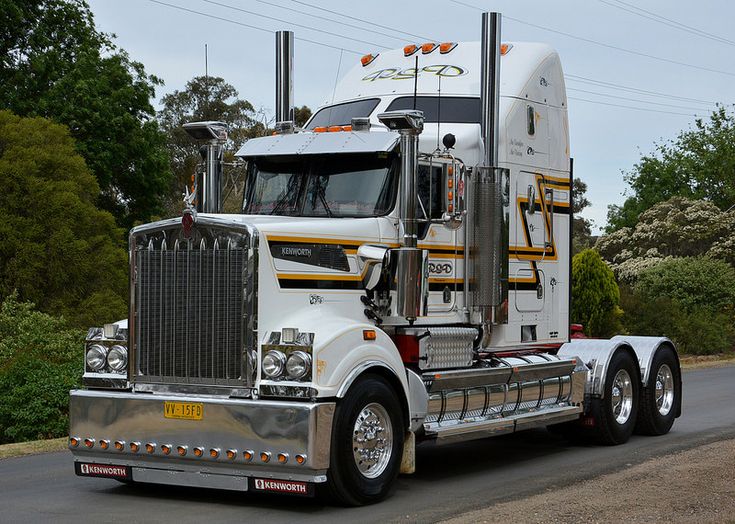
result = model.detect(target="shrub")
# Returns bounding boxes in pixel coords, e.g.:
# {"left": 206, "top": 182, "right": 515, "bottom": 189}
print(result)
{"left": 571, "top": 249, "right": 623, "bottom": 337}
{"left": 0, "top": 294, "right": 83, "bottom": 443}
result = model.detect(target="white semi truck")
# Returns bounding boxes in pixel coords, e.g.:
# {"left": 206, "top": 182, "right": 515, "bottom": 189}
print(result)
{"left": 69, "top": 12, "right": 682, "bottom": 505}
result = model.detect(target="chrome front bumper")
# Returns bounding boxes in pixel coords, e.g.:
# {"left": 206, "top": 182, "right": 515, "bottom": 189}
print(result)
{"left": 69, "top": 389, "right": 335, "bottom": 490}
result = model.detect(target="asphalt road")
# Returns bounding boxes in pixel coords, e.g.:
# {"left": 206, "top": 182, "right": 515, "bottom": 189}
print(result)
{"left": 1, "top": 366, "right": 734, "bottom": 524}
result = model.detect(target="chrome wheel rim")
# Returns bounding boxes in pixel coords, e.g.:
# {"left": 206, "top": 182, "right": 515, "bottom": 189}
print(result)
{"left": 655, "top": 364, "right": 675, "bottom": 416}
{"left": 611, "top": 369, "right": 634, "bottom": 425}
{"left": 352, "top": 402, "right": 393, "bottom": 479}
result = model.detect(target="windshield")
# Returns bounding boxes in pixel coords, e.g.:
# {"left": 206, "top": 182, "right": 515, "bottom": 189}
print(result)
{"left": 243, "top": 153, "right": 398, "bottom": 217}
{"left": 306, "top": 99, "right": 380, "bottom": 129}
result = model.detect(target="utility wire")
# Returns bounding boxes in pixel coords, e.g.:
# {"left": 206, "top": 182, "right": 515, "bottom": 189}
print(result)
{"left": 148, "top": 0, "right": 363, "bottom": 54}
{"left": 597, "top": 0, "right": 735, "bottom": 47}
{"left": 568, "top": 96, "right": 697, "bottom": 117}
{"left": 566, "top": 87, "right": 709, "bottom": 112}
{"left": 450, "top": 0, "right": 735, "bottom": 78}
{"left": 199, "top": 0, "right": 388, "bottom": 49}
{"left": 255, "top": 0, "right": 405, "bottom": 44}
{"left": 288, "top": 0, "right": 435, "bottom": 42}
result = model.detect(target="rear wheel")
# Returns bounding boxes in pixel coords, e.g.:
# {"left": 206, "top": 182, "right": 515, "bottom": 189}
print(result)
{"left": 589, "top": 350, "right": 640, "bottom": 445}
{"left": 326, "top": 374, "right": 404, "bottom": 506}
{"left": 635, "top": 346, "right": 680, "bottom": 435}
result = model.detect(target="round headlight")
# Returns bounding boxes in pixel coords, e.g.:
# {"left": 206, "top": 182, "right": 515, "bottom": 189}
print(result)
{"left": 86, "top": 344, "right": 107, "bottom": 371}
{"left": 262, "top": 350, "right": 286, "bottom": 379}
{"left": 286, "top": 351, "right": 312, "bottom": 380}
{"left": 107, "top": 345, "right": 128, "bottom": 372}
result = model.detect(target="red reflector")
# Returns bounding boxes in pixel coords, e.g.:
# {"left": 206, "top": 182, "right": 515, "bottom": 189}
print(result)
{"left": 393, "top": 334, "right": 420, "bottom": 364}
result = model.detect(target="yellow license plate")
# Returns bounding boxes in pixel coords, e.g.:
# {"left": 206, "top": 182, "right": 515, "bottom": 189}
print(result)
{"left": 163, "top": 401, "right": 203, "bottom": 420}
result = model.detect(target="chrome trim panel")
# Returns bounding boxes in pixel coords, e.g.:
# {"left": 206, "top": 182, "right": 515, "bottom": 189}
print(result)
{"left": 69, "top": 389, "right": 334, "bottom": 471}
{"left": 235, "top": 130, "right": 400, "bottom": 158}
{"left": 406, "top": 369, "right": 429, "bottom": 433}
{"left": 559, "top": 338, "right": 641, "bottom": 397}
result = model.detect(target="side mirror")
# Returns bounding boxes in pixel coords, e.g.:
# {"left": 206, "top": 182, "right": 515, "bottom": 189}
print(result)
{"left": 357, "top": 245, "right": 389, "bottom": 291}
{"left": 442, "top": 160, "right": 466, "bottom": 230}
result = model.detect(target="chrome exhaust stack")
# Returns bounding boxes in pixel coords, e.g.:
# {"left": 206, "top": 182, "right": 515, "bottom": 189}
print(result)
{"left": 378, "top": 110, "right": 429, "bottom": 323}
{"left": 275, "top": 30, "right": 294, "bottom": 132}
{"left": 469, "top": 12, "right": 509, "bottom": 344}
{"left": 182, "top": 121, "right": 228, "bottom": 213}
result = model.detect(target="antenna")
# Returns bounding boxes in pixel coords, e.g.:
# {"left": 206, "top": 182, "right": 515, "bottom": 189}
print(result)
{"left": 412, "top": 55, "right": 418, "bottom": 110}
{"left": 327, "top": 49, "right": 344, "bottom": 126}
{"left": 436, "top": 74, "right": 442, "bottom": 151}
{"left": 204, "top": 43, "right": 210, "bottom": 116}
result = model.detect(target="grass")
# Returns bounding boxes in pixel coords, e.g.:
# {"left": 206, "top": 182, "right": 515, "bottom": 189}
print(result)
{"left": 0, "top": 437, "right": 67, "bottom": 460}
{"left": 680, "top": 353, "right": 735, "bottom": 370}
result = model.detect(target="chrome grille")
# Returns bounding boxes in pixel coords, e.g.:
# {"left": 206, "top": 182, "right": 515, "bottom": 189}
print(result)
{"left": 131, "top": 220, "right": 257, "bottom": 387}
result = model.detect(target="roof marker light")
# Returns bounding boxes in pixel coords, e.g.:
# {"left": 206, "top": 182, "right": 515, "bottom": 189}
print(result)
{"left": 439, "top": 42, "right": 457, "bottom": 54}
{"left": 361, "top": 53, "right": 378, "bottom": 66}
{"left": 421, "top": 42, "right": 438, "bottom": 54}
{"left": 501, "top": 43, "right": 513, "bottom": 55}
{"left": 404, "top": 44, "right": 418, "bottom": 56}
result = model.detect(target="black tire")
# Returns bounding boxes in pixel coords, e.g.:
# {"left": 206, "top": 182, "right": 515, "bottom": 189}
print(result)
{"left": 326, "top": 374, "right": 404, "bottom": 506}
{"left": 635, "top": 346, "right": 681, "bottom": 436}
{"left": 589, "top": 349, "right": 640, "bottom": 445}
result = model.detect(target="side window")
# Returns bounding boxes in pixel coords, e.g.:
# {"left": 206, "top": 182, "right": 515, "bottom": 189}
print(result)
{"left": 527, "top": 105, "right": 536, "bottom": 136}
{"left": 417, "top": 164, "right": 443, "bottom": 238}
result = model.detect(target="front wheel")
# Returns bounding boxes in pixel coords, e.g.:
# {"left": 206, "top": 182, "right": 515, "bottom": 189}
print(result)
{"left": 326, "top": 374, "right": 404, "bottom": 506}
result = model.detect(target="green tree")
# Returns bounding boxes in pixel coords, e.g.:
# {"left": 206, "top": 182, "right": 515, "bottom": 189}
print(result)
{"left": 294, "top": 105, "right": 313, "bottom": 128}
{"left": 571, "top": 249, "right": 622, "bottom": 337}
{"left": 0, "top": 110, "right": 128, "bottom": 327}
{"left": 606, "top": 106, "right": 735, "bottom": 232}
{"left": 0, "top": 0, "right": 171, "bottom": 227}
{"left": 572, "top": 177, "right": 594, "bottom": 254}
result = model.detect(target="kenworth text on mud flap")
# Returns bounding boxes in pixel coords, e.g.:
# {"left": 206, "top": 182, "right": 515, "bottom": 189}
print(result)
{"left": 69, "top": 13, "right": 682, "bottom": 505}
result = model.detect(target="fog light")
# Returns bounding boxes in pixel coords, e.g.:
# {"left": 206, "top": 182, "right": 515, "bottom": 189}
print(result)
{"left": 295, "top": 454, "right": 307, "bottom": 465}
{"left": 146, "top": 443, "right": 156, "bottom": 454}
{"left": 243, "top": 450, "right": 254, "bottom": 461}
{"left": 130, "top": 442, "right": 140, "bottom": 453}
{"left": 100, "top": 439, "right": 109, "bottom": 450}
{"left": 226, "top": 449, "right": 237, "bottom": 460}
{"left": 277, "top": 453, "right": 288, "bottom": 464}
{"left": 161, "top": 444, "right": 172, "bottom": 455}
{"left": 209, "top": 448, "right": 220, "bottom": 459}
{"left": 69, "top": 437, "right": 80, "bottom": 448}
{"left": 177, "top": 445, "right": 188, "bottom": 456}
{"left": 193, "top": 447, "right": 204, "bottom": 457}
{"left": 114, "top": 440, "right": 125, "bottom": 451}
{"left": 260, "top": 451, "right": 271, "bottom": 463}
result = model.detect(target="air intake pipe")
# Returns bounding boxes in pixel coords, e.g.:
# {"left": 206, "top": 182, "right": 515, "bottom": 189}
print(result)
{"left": 469, "top": 12, "right": 509, "bottom": 343}
{"left": 182, "top": 121, "right": 228, "bottom": 213}
{"left": 275, "top": 30, "right": 294, "bottom": 131}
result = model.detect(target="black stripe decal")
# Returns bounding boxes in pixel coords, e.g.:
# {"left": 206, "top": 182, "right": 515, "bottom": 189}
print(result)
{"left": 278, "top": 279, "right": 363, "bottom": 290}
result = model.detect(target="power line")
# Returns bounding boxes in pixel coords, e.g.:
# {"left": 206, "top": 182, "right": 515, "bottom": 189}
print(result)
{"left": 566, "top": 86, "right": 708, "bottom": 112}
{"left": 255, "top": 0, "right": 405, "bottom": 44}
{"left": 565, "top": 74, "right": 720, "bottom": 106}
{"left": 449, "top": 0, "right": 735, "bottom": 78}
{"left": 147, "top": 0, "right": 363, "bottom": 55}
{"left": 288, "top": 0, "right": 435, "bottom": 42}
{"left": 199, "top": 0, "right": 388, "bottom": 50}
{"left": 597, "top": 0, "right": 735, "bottom": 47}
{"left": 568, "top": 96, "right": 697, "bottom": 117}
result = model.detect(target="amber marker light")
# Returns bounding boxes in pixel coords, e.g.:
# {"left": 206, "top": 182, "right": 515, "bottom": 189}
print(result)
{"left": 146, "top": 443, "right": 156, "bottom": 454}
{"left": 500, "top": 43, "right": 513, "bottom": 55}
{"left": 193, "top": 447, "right": 204, "bottom": 457}
{"left": 161, "top": 444, "right": 172, "bottom": 455}
{"left": 114, "top": 440, "right": 125, "bottom": 451}
{"left": 69, "top": 437, "right": 80, "bottom": 448}
{"left": 404, "top": 44, "right": 418, "bottom": 56}
{"left": 130, "top": 442, "right": 140, "bottom": 453}
{"left": 277, "top": 453, "right": 289, "bottom": 464}
{"left": 361, "top": 53, "right": 378, "bottom": 66}
{"left": 210, "top": 448, "right": 220, "bottom": 459}
{"left": 226, "top": 449, "right": 237, "bottom": 460}
{"left": 260, "top": 451, "right": 271, "bottom": 463}
{"left": 243, "top": 450, "right": 254, "bottom": 461}
{"left": 177, "top": 445, "right": 188, "bottom": 457}
{"left": 83, "top": 438, "right": 95, "bottom": 448}
{"left": 363, "top": 329, "right": 377, "bottom": 341}
{"left": 295, "top": 454, "right": 307, "bottom": 465}
{"left": 439, "top": 42, "right": 457, "bottom": 54}
{"left": 99, "top": 440, "right": 109, "bottom": 451}
{"left": 313, "top": 126, "right": 327, "bottom": 133}
{"left": 421, "top": 42, "right": 437, "bottom": 54}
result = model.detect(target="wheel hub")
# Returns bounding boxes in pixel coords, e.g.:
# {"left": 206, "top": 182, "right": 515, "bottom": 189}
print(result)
{"left": 611, "top": 369, "right": 633, "bottom": 425}
{"left": 655, "top": 364, "right": 675, "bottom": 416}
{"left": 352, "top": 403, "right": 393, "bottom": 479}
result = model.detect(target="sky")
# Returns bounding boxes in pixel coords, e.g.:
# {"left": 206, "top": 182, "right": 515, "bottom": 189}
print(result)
{"left": 86, "top": 0, "right": 735, "bottom": 232}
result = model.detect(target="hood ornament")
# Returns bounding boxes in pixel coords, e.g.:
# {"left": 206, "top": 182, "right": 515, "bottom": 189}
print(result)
{"left": 182, "top": 185, "right": 197, "bottom": 238}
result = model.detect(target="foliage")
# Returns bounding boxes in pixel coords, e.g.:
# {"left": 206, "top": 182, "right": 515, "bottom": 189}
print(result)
{"left": 607, "top": 106, "right": 735, "bottom": 232}
{"left": 620, "top": 257, "right": 735, "bottom": 354}
{"left": 572, "top": 177, "right": 594, "bottom": 254}
{"left": 0, "top": 110, "right": 128, "bottom": 327}
{"left": 0, "top": 0, "right": 171, "bottom": 227}
{"left": 571, "top": 249, "right": 622, "bottom": 337}
{"left": 596, "top": 197, "right": 735, "bottom": 283}
{"left": 294, "top": 105, "right": 312, "bottom": 128}
{"left": 0, "top": 294, "right": 84, "bottom": 443}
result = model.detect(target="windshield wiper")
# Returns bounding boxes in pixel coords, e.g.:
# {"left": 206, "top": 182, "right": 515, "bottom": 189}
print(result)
{"left": 315, "top": 182, "right": 334, "bottom": 217}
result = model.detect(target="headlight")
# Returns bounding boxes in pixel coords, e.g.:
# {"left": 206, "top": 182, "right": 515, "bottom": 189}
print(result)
{"left": 262, "top": 350, "right": 286, "bottom": 379}
{"left": 86, "top": 344, "right": 108, "bottom": 371}
{"left": 286, "top": 351, "right": 311, "bottom": 380}
{"left": 107, "top": 345, "right": 128, "bottom": 372}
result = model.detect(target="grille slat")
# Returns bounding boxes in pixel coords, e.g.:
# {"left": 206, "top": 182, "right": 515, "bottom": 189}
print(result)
{"left": 135, "top": 229, "right": 246, "bottom": 386}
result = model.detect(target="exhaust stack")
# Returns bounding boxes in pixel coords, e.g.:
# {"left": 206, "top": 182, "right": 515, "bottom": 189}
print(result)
{"left": 469, "top": 12, "right": 508, "bottom": 339}
{"left": 275, "top": 31, "right": 294, "bottom": 129}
